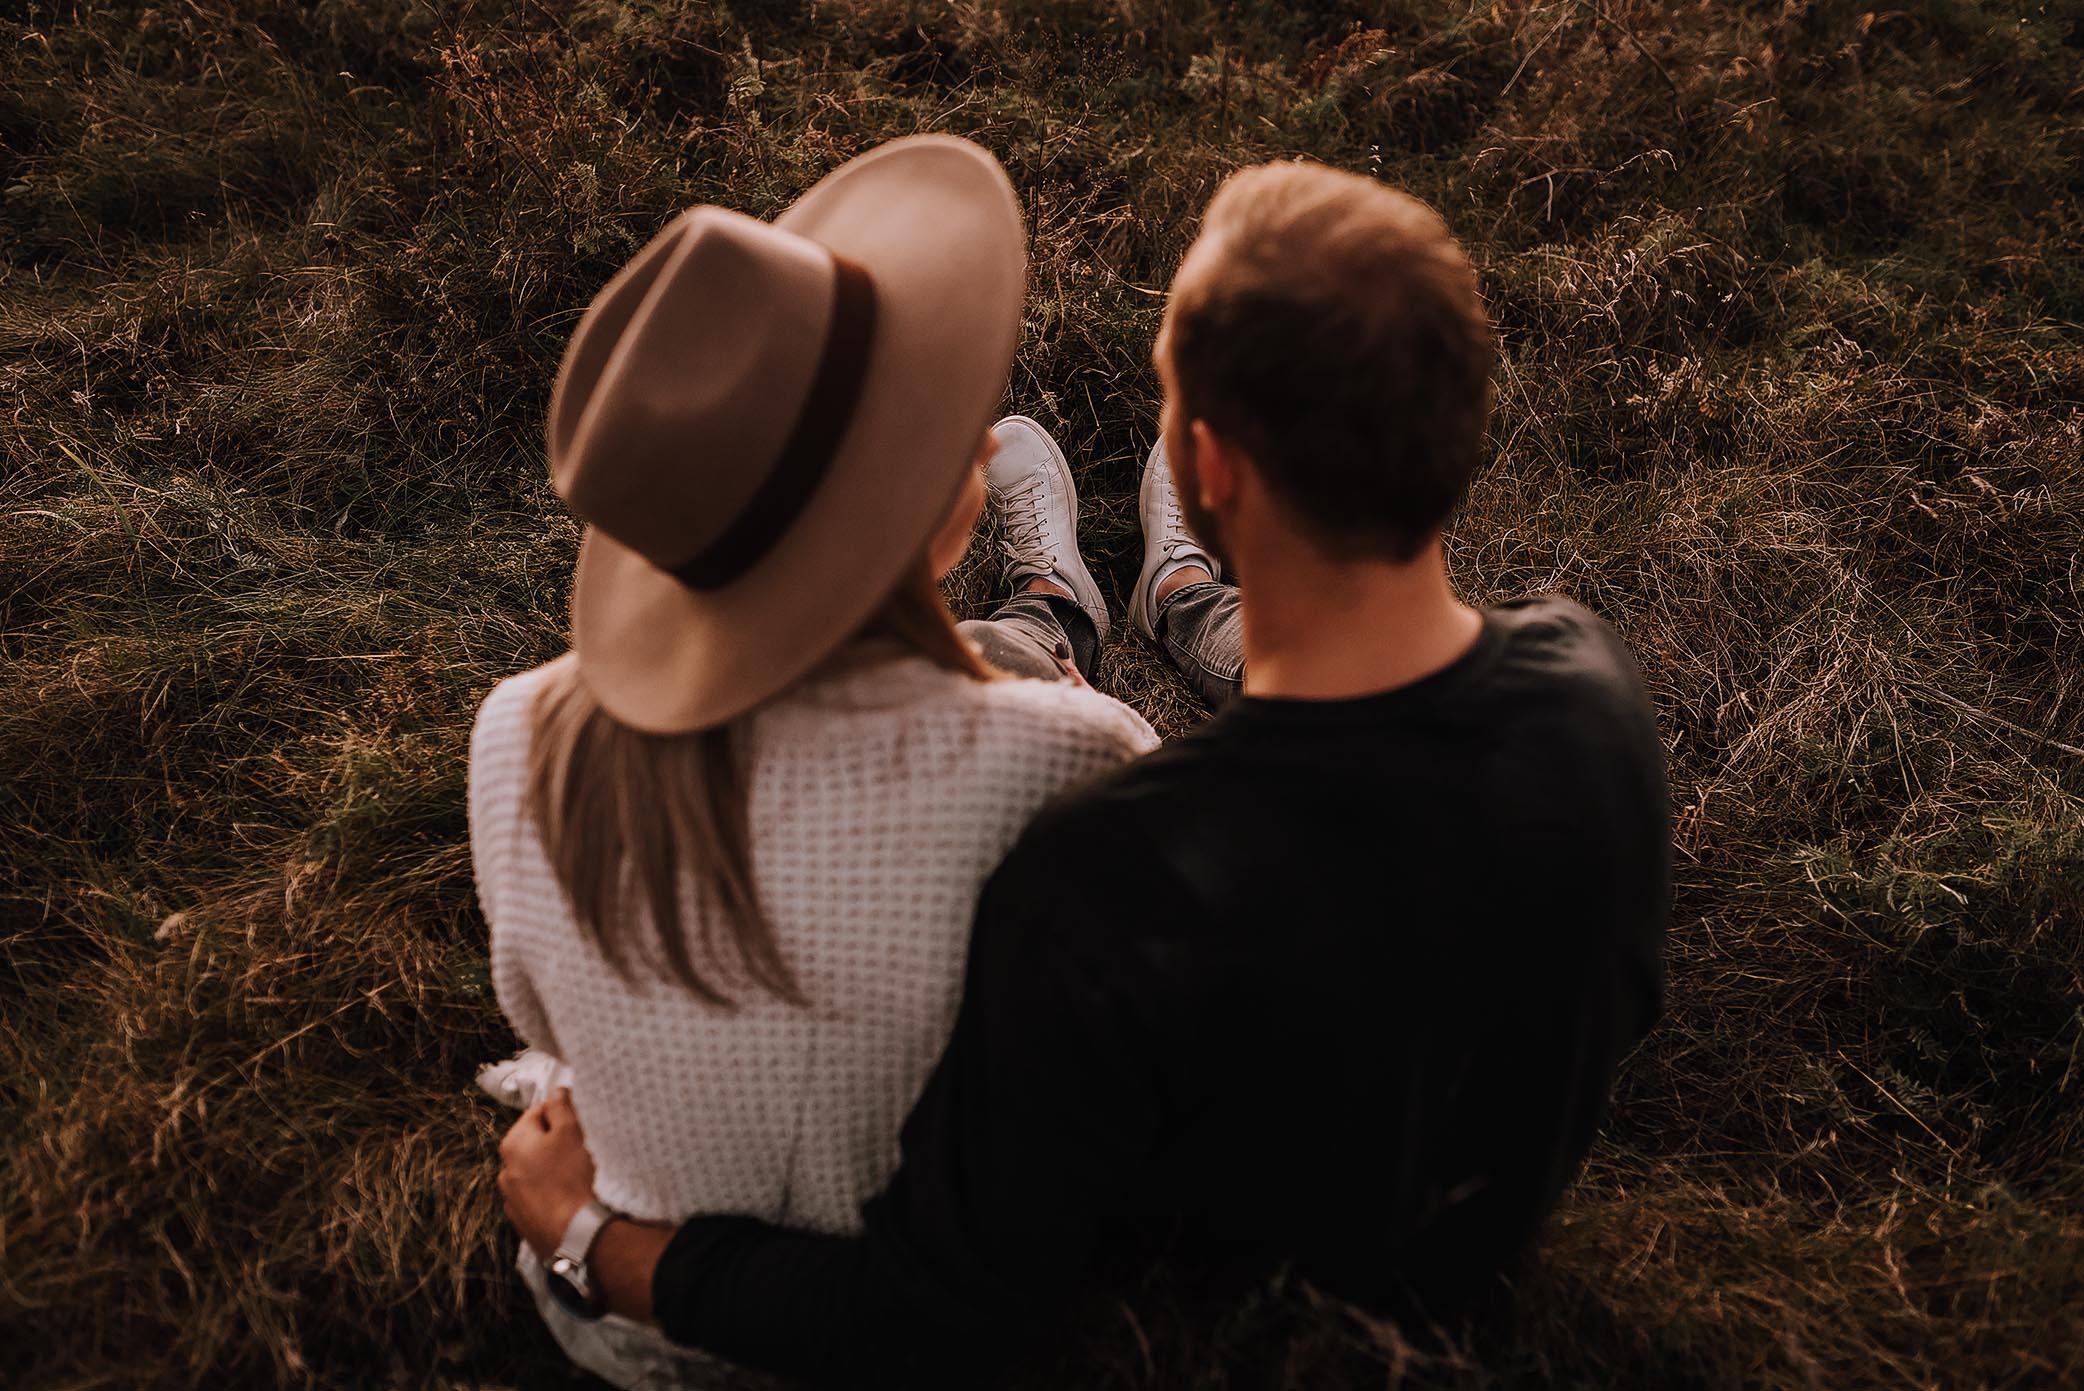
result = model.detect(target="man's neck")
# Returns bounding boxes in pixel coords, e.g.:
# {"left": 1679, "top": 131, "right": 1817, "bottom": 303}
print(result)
{"left": 1237, "top": 537, "right": 1483, "bottom": 702}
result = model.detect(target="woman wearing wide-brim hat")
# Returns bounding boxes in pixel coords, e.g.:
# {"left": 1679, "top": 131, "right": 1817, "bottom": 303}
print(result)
{"left": 464, "top": 136, "right": 1156, "bottom": 1385}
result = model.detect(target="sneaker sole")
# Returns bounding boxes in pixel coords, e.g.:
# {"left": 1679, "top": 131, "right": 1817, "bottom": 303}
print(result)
{"left": 995, "top": 415, "right": 1111, "bottom": 648}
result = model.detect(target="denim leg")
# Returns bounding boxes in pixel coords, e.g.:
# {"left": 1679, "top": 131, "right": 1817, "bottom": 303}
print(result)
{"left": 960, "top": 591, "right": 1100, "bottom": 683}
{"left": 1156, "top": 579, "right": 1244, "bottom": 708}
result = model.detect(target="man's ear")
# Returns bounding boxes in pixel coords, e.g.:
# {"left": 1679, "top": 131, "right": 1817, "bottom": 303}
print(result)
{"left": 1189, "top": 418, "right": 1239, "bottom": 512}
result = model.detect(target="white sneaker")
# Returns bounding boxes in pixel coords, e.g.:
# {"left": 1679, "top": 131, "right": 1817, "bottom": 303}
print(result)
{"left": 1129, "top": 437, "right": 1222, "bottom": 641}
{"left": 987, "top": 416, "right": 1110, "bottom": 646}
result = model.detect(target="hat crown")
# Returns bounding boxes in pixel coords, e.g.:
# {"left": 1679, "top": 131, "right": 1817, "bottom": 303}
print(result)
{"left": 548, "top": 207, "right": 846, "bottom": 572}
{"left": 556, "top": 134, "right": 1028, "bottom": 734}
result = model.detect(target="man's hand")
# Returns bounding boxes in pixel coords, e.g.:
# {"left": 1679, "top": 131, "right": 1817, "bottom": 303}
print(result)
{"left": 498, "top": 1087, "right": 597, "bottom": 1259}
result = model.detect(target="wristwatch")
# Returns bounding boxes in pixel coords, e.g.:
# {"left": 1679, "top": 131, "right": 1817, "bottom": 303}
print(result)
{"left": 544, "top": 1198, "right": 622, "bottom": 1321}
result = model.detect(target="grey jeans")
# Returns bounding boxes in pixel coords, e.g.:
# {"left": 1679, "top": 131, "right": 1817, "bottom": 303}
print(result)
{"left": 1149, "top": 578, "right": 1243, "bottom": 708}
{"left": 960, "top": 590, "right": 1100, "bottom": 683}
{"left": 962, "top": 580, "right": 1244, "bottom": 709}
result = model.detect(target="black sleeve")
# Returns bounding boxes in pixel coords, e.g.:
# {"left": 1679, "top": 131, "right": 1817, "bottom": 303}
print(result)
{"left": 650, "top": 814, "right": 1198, "bottom": 1386}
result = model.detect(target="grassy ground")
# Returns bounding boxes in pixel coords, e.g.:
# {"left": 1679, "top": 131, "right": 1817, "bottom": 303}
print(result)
{"left": 4, "top": 1, "right": 2082, "bottom": 1386}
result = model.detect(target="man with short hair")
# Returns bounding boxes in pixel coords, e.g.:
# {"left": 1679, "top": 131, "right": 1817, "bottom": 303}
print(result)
{"left": 500, "top": 160, "right": 1671, "bottom": 1385}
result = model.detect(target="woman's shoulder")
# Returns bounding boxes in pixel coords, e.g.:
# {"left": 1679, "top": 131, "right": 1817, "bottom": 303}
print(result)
{"left": 957, "top": 674, "right": 1161, "bottom": 764}
{"left": 471, "top": 655, "right": 573, "bottom": 771}
{"left": 786, "top": 654, "right": 1157, "bottom": 759}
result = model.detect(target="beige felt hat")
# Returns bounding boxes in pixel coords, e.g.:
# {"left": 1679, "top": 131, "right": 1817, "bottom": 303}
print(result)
{"left": 546, "top": 135, "right": 1026, "bottom": 733}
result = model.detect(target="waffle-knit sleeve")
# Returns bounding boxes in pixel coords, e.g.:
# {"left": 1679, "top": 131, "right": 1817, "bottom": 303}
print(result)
{"left": 1063, "top": 687, "right": 1161, "bottom": 763}
{"left": 470, "top": 670, "right": 562, "bottom": 1061}
{"left": 993, "top": 682, "right": 1160, "bottom": 799}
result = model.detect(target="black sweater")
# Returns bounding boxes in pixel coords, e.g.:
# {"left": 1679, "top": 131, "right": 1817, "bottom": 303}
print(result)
{"left": 651, "top": 596, "right": 1671, "bottom": 1385}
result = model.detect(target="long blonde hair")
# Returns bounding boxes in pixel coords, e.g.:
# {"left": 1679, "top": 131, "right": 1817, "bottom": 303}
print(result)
{"left": 526, "top": 556, "right": 995, "bottom": 1007}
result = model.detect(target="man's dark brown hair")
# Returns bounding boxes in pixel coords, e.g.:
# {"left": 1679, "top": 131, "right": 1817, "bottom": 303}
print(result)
{"left": 1165, "top": 161, "right": 1495, "bottom": 562}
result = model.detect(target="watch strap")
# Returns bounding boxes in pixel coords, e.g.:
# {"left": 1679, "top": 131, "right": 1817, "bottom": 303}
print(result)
{"left": 553, "top": 1198, "right": 619, "bottom": 1268}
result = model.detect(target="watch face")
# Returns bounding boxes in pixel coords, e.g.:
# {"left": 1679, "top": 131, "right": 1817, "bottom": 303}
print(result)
{"left": 545, "top": 1256, "right": 600, "bottom": 1319}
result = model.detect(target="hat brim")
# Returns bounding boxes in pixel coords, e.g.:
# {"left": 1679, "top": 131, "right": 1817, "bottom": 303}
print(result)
{"left": 567, "top": 136, "right": 1025, "bottom": 733}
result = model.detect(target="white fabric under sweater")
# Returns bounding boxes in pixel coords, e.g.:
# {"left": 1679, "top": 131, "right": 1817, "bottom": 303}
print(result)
{"left": 469, "top": 651, "right": 1157, "bottom": 1237}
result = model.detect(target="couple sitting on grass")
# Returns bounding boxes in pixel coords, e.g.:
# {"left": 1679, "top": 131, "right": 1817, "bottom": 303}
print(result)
{"left": 473, "top": 135, "right": 1671, "bottom": 1388}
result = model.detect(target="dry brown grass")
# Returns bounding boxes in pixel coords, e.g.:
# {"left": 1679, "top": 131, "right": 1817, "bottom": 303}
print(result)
{"left": 4, "top": 1, "right": 2082, "bottom": 1387}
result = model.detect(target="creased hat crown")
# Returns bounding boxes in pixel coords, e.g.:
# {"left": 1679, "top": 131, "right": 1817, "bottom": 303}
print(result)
{"left": 549, "top": 135, "right": 1025, "bottom": 733}
{"left": 548, "top": 207, "right": 852, "bottom": 575}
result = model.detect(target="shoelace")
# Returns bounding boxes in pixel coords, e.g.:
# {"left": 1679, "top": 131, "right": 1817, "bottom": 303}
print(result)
{"left": 1155, "top": 467, "right": 1206, "bottom": 567}
{"left": 997, "top": 470, "right": 1055, "bottom": 576}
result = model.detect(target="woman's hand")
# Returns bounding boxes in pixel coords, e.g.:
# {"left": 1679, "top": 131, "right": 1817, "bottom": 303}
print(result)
{"left": 498, "top": 1087, "right": 597, "bottom": 1259}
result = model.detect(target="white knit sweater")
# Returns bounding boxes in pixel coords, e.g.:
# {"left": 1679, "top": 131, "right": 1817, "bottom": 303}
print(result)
{"left": 469, "top": 652, "right": 1156, "bottom": 1234}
